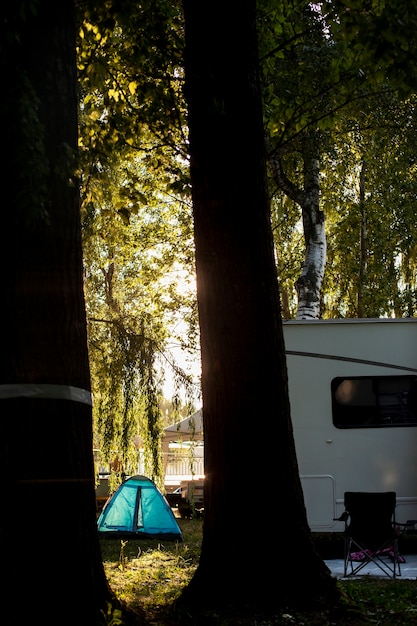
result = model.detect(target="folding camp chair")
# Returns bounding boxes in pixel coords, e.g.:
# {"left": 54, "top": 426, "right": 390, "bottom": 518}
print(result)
{"left": 338, "top": 492, "right": 402, "bottom": 579}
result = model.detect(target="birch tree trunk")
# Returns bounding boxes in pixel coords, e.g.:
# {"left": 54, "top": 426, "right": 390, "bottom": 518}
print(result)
{"left": 358, "top": 159, "right": 367, "bottom": 317}
{"left": 269, "top": 131, "right": 326, "bottom": 319}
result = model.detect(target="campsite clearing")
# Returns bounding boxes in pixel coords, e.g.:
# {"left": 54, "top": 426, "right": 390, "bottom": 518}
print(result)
{"left": 100, "top": 518, "right": 417, "bottom": 625}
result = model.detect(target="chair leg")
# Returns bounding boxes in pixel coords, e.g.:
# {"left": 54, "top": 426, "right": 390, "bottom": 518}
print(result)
{"left": 392, "top": 538, "right": 401, "bottom": 578}
{"left": 345, "top": 538, "right": 401, "bottom": 579}
{"left": 344, "top": 537, "right": 353, "bottom": 577}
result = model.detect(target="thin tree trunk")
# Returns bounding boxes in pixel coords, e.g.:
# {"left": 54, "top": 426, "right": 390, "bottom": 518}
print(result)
{"left": 268, "top": 132, "right": 326, "bottom": 320}
{"left": 295, "top": 134, "right": 326, "bottom": 319}
{"left": 358, "top": 159, "right": 367, "bottom": 317}
{"left": 1, "top": 3, "right": 113, "bottom": 624}
{"left": 180, "top": 0, "right": 339, "bottom": 614}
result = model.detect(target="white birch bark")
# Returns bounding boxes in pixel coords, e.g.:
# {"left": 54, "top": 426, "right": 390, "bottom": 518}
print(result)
{"left": 268, "top": 132, "right": 326, "bottom": 319}
{"left": 295, "top": 197, "right": 326, "bottom": 319}
{"left": 295, "top": 142, "right": 326, "bottom": 319}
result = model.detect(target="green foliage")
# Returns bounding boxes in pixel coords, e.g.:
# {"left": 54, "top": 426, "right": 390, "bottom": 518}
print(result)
{"left": 77, "top": 0, "right": 199, "bottom": 483}
{"left": 322, "top": 92, "right": 417, "bottom": 317}
{"left": 259, "top": 1, "right": 417, "bottom": 318}
{"left": 76, "top": 0, "right": 417, "bottom": 477}
{"left": 323, "top": 0, "right": 417, "bottom": 95}
{"left": 83, "top": 156, "right": 199, "bottom": 480}
{"left": 260, "top": 2, "right": 367, "bottom": 146}
{"left": 101, "top": 603, "right": 123, "bottom": 626}
{"left": 271, "top": 193, "right": 305, "bottom": 318}
{"left": 78, "top": 0, "right": 186, "bottom": 170}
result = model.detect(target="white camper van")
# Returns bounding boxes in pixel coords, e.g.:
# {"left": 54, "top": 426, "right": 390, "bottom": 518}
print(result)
{"left": 283, "top": 317, "right": 417, "bottom": 532}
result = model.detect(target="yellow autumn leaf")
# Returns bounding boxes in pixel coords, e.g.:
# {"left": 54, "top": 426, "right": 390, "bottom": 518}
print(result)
{"left": 108, "top": 88, "right": 120, "bottom": 102}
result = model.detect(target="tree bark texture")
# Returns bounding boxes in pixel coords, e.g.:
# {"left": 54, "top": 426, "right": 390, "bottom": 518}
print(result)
{"left": 268, "top": 132, "right": 326, "bottom": 320}
{"left": 358, "top": 159, "right": 367, "bottom": 317}
{"left": 1, "top": 2, "right": 112, "bottom": 624}
{"left": 295, "top": 133, "right": 326, "bottom": 319}
{"left": 181, "top": 0, "right": 338, "bottom": 612}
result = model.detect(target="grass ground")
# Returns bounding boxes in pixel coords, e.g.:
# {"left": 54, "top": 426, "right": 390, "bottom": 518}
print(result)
{"left": 99, "top": 518, "right": 417, "bottom": 625}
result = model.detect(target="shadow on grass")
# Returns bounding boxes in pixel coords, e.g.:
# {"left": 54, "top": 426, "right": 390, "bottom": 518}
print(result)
{"left": 100, "top": 519, "right": 417, "bottom": 625}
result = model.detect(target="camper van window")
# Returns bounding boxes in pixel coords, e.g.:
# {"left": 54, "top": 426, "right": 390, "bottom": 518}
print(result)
{"left": 331, "top": 375, "right": 417, "bottom": 428}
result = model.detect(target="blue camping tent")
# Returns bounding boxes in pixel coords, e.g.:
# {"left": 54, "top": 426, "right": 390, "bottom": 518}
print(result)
{"left": 97, "top": 475, "right": 183, "bottom": 541}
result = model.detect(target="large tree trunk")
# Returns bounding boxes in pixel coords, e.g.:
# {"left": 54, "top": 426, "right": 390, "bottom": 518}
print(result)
{"left": 1, "top": 3, "right": 113, "bottom": 624}
{"left": 180, "top": 0, "right": 338, "bottom": 614}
